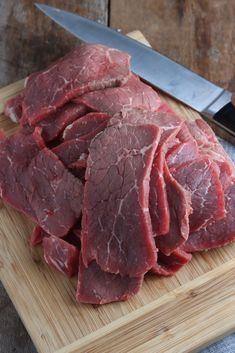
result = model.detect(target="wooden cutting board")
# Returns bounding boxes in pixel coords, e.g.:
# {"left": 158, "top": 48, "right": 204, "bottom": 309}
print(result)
{"left": 0, "top": 31, "right": 234, "bottom": 353}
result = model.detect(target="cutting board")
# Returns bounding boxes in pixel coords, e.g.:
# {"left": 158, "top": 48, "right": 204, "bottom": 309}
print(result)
{"left": 0, "top": 31, "right": 234, "bottom": 353}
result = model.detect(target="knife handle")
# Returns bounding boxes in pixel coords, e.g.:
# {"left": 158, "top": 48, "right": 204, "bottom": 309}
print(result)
{"left": 202, "top": 93, "right": 235, "bottom": 144}
{"left": 213, "top": 98, "right": 235, "bottom": 133}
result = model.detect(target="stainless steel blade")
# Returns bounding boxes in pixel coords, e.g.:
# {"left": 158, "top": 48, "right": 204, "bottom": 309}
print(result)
{"left": 35, "top": 3, "right": 232, "bottom": 116}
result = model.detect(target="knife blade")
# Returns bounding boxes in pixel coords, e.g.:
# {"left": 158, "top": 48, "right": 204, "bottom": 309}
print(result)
{"left": 35, "top": 3, "right": 235, "bottom": 142}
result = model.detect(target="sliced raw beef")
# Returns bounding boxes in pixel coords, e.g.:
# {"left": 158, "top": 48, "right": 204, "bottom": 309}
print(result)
{"left": 155, "top": 163, "right": 191, "bottom": 255}
{"left": 166, "top": 139, "right": 198, "bottom": 169}
{"left": 110, "top": 104, "right": 182, "bottom": 144}
{"left": 166, "top": 123, "right": 199, "bottom": 169}
{"left": 187, "top": 119, "right": 234, "bottom": 186}
{"left": 30, "top": 225, "right": 49, "bottom": 246}
{"left": 74, "top": 74, "right": 161, "bottom": 114}
{"left": 77, "top": 258, "right": 143, "bottom": 304}
{"left": 0, "top": 128, "right": 83, "bottom": 236}
{"left": 53, "top": 139, "right": 89, "bottom": 167}
{"left": 54, "top": 114, "right": 111, "bottom": 169}
{"left": 172, "top": 157, "right": 225, "bottom": 231}
{"left": 43, "top": 236, "right": 79, "bottom": 277}
{"left": 82, "top": 120, "right": 160, "bottom": 277}
{"left": 34, "top": 103, "right": 88, "bottom": 142}
{"left": 110, "top": 107, "right": 183, "bottom": 236}
{"left": 4, "top": 92, "right": 24, "bottom": 123}
{"left": 22, "top": 44, "right": 131, "bottom": 125}
{"left": 27, "top": 148, "right": 83, "bottom": 236}
{"left": 183, "top": 179, "right": 235, "bottom": 252}
{"left": 151, "top": 248, "right": 192, "bottom": 276}
{"left": 0, "top": 128, "right": 44, "bottom": 218}
{"left": 63, "top": 112, "right": 111, "bottom": 141}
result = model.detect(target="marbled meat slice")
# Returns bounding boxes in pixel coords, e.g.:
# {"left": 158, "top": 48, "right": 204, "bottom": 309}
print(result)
{"left": 63, "top": 112, "right": 111, "bottom": 141}
{"left": 155, "top": 163, "right": 191, "bottom": 255}
{"left": 110, "top": 107, "right": 183, "bottom": 236}
{"left": 82, "top": 121, "right": 161, "bottom": 277}
{"left": 4, "top": 92, "right": 24, "bottom": 123}
{"left": 77, "top": 258, "right": 143, "bottom": 304}
{"left": 151, "top": 248, "right": 192, "bottom": 276}
{"left": 27, "top": 147, "right": 83, "bottom": 237}
{"left": 187, "top": 119, "right": 234, "bottom": 187}
{"left": 183, "top": 178, "right": 235, "bottom": 252}
{"left": 53, "top": 139, "right": 89, "bottom": 167}
{"left": 0, "top": 128, "right": 44, "bottom": 218}
{"left": 172, "top": 157, "right": 225, "bottom": 232}
{"left": 0, "top": 128, "right": 83, "bottom": 237}
{"left": 22, "top": 44, "right": 131, "bottom": 125}
{"left": 43, "top": 235, "right": 79, "bottom": 277}
{"left": 33, "top": 103, "right": 88, "bottom": 142}
{"left": 166, "top": 123, "right": 199, "bottom": 169}
{"left": 74, "top": 74, "right": 161, "bottom": 114}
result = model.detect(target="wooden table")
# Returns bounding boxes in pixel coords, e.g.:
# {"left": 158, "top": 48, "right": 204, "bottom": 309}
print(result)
{"left": 0, "top": 1, "right": 234, "bottom": 352}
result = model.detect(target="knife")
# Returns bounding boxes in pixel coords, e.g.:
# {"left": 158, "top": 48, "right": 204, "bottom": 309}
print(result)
{"left": 35, "top": 3, "right": 235, "bottom": 143}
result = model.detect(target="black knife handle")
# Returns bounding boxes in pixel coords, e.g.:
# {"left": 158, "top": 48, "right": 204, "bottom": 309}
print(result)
{"left": 214, "top": 101, "right": 235, "bottom": 132}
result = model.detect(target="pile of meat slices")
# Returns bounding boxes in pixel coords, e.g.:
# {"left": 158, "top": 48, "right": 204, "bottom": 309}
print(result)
{"left": 1, "top": 44, "right": 235, "bottom": 304}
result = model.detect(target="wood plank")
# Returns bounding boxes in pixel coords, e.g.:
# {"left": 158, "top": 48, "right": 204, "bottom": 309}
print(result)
{"left": 54, "top": 261, "right": 235, "bottom": 353}
{"left": 110, "top": 0, "right": 235, "bottom": 91}
{"left": 0, "top": 31, "right": 234, "bottom": 353}
{"left": 0, "top": 0, "right": 108, "bottom": 87}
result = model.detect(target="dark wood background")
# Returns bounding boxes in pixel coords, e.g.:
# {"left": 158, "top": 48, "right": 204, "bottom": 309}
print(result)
{"left": 0, "top": 1, "right": 234, "bottom": 352}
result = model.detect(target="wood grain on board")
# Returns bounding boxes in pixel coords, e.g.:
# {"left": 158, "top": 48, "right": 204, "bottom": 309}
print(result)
{"left": 0, "top": 0, "right": 108, "bottom": 87}
{"left": 110, "top": 0, "right": 235, "bottom": 92}
{"left": 0, "top": 31, "right": 235, "bottom": 353}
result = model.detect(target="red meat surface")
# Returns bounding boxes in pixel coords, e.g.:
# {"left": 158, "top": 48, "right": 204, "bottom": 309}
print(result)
{"left": 22, "top": 44, "right": 131, "bottom": 125}
{"left": 63, "top": 112, "right": 110, "bottom": 141}
{"left": 151, "top": 248, "right": 192, "bottom": 276}
{"left": 155, "top": 163, "right": 191, "bottom": 255}
{"left": 81, "top": 119, "right": 160, "bottom": 277}
{"left": 43, "top": 236, "right": 79, "bottom": 277}
{"left": 77, "top": 258, "right": 143, "bottom": 304}
{"left": 74, "top": 74, "right": 161, "bottom": 114}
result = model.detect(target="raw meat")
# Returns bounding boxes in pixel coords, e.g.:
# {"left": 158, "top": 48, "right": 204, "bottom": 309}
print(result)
{"left": 77, "top": 258, "right": 143, "bottom": 304}
{"left": 172, "top": 157, "right": 225, "bottom": 231}
{"left": 63, "top": 112, "right": 110, "bottom": 141}
{"left": 183, "top": 179, "right": 235, "bottom": 252}
{"left": 30, "top": 225, "right": 49, "bottom": 246}
{"left": 22, "top": 44, "right": 131, "bottom": 125}
{"left": 74, "top": 74, "right": 162, "bottom": 114}
{"left": 4, "top": 92, "right": 24, "bottom": 122}
{"left": 110, "top": 107, "right": 183, "bottom": 236}
{"left": 166, "top": 123, "right": 199, "bottom": 169}
{"left": 155, "top": 163, "right": 191, "bottom": 255}
{"left": 27, "top": 147, "right": 83, "bottom": 237}
{"left": 0, "top": 128, "right": 83, "bottom": 236}
{"left": 34, "top": 103, "right": 88, "bottom": 142}
{"left": 81, "top": 120, "right": 160, "bottom": 277}
{"left": 0, "top": 128, "right": 44, "bottom": 218}
{"left": 151, "top": 248, "right": 192, "bottom": 276}
{"left": 2, "top": 42, "right": 235, "bottom": 305}
{"left": 43, "top": 235, "right": 79, "bottom": 277}
{"left": 53, "top": 139, "right": 89, "bottom": 167}
{"left": 187, "top": 119, "right": 234, "bottom": 186}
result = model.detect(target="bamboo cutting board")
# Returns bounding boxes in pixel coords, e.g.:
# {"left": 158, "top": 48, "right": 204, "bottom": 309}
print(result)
{"left": 0, "top": 31, "right": 234, "bottom": 353}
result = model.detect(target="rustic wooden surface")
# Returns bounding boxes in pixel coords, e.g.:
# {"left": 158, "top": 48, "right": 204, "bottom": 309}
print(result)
{"left": 110, "top": 0, "right": 235, "bottom": 92}
{"left": 0, "top": 0, "right": 108, "bottom": 87}
{"left": 0, "top": 1, "right": 235, "bottom": 352}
